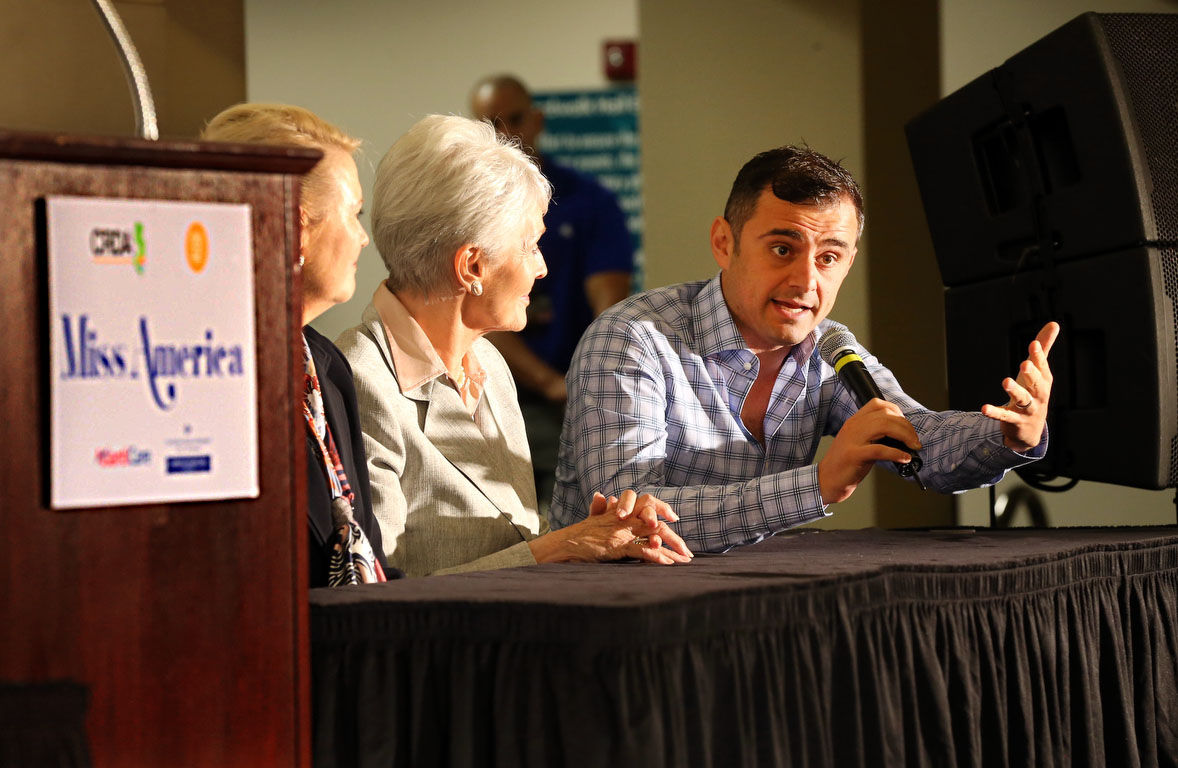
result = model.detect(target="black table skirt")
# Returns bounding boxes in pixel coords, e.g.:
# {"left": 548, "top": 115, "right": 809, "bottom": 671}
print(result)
{"left": 310, "top": 527, "right": 1178, "bottom": 768}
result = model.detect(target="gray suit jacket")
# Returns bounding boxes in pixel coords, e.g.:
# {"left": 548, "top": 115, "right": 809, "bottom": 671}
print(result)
{"left": 336, "top": 302, "right": 543, "bottom": 577}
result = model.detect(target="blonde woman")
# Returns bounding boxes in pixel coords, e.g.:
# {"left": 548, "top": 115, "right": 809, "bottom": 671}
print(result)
{"left": 202, "top": 103, "right": 392, "bottom": 586}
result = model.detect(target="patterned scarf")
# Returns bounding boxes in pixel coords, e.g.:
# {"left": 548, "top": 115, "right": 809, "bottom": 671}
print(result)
{"left": 303, "top": 335, "right": 385, "bottom": 586}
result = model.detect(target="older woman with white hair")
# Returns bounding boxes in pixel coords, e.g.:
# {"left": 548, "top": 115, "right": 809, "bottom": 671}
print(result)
{"left": 337, "top": 115, "right": 691, "bottom": 577}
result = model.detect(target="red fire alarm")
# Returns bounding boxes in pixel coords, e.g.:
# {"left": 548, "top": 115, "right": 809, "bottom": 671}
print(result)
{"left": 603, "top": 40, "right": 637, "bottom": 82}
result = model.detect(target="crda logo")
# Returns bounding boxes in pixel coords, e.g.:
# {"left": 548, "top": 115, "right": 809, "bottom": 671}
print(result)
{"left": 90, "top": 222, "right": 146, "bottom": 275}
{"left": 90, "top": 229, "right": 133, "bottom": 256}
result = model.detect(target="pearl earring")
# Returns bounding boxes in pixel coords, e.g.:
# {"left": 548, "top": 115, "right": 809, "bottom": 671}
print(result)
{"left": 470, "top": 280, "right": 483, "bottom": 296}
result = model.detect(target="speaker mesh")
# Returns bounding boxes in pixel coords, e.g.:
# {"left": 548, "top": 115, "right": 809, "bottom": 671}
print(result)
{"left": 1164, "top": 243, "right": 1178, "bottom": 486}
{"left": 1100, "top": 14, "right": 1178, "bottom": 244}
{"left": 1171, "top": 433, "right": 1178, "bottom": 487}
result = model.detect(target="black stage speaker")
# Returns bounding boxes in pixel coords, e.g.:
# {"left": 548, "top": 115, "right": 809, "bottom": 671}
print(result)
{"left": 907, "top": 12, "right": 1178, "bottom": 489}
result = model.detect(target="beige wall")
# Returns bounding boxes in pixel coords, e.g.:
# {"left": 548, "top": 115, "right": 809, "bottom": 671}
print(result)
{"left": 0, "top": 0, "right": 244, "bottom": 138}
{"left": 244, "top": 0, "right": 639, "bottom": 343}
{"left": 861, "top": 0, "right": 947, "bottom": 528}
{"left": 939, "top": 0, "right": 1178, "bottom": 527}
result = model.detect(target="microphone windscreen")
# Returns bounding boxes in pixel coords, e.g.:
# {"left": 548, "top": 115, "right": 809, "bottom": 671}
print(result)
{"left": 817, "top": 323, "right": 859, "bottom": 366}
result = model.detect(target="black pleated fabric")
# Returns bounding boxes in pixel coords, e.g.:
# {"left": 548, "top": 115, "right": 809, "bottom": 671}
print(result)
{"left": 310, "top": 528, "right": 1178, "bottom": 768}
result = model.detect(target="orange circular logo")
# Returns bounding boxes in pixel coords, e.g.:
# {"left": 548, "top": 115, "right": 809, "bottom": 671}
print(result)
{"left": 185, "top": 222, "right": 209, "bottom": 273}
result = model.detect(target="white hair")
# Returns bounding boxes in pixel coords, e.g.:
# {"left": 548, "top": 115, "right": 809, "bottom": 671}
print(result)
{"left": 371, "top": 115, "right": 552, "bottom": 298}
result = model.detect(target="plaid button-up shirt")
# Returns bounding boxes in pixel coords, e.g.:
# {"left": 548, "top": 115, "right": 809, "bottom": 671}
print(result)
{"left": 550, "top": 274, "right": 1045, "bottom": 553}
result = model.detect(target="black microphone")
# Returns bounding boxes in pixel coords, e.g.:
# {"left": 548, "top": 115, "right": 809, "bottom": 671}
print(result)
{"left": 817, "top": 323, "right": 924, "bottom": 485}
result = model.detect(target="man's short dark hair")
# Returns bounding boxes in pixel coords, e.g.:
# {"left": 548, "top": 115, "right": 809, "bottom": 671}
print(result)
{"left": 723, "top": 145, "right": 864, "bottom": 245}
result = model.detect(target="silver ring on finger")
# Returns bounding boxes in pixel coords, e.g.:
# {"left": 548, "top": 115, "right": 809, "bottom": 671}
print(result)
{"left": 631, "top": 536, "right": 649, "bottom": 546}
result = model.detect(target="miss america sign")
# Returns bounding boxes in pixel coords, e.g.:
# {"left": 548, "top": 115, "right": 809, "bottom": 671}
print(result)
{"left": 47, "top": 196, "right": 259, "bottom": 508}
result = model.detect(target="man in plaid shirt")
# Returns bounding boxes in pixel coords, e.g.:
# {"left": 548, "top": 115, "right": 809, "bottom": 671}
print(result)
{"left": 549, "top": 145, "right": 1057, "bottom": 553}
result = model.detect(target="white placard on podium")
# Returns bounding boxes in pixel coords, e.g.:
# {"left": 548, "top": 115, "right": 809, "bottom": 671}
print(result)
{"left": 47, "top": 196, "right": 259, "bottom": 508}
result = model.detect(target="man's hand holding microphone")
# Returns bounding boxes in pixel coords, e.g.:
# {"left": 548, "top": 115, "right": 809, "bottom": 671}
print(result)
{"left": 815, "top": 321, "right": 1058, "bottom": 506}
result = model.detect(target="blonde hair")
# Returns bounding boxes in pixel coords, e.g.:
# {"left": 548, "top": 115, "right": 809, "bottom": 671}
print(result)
{"left": 200, "top": 102, "right": 360, "bottom": 218}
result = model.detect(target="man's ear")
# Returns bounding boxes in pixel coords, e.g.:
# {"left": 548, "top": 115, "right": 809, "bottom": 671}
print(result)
{"left": 710, "top": 216, "right": 736, "bottom": 270}
{"left": 453, "top": 243, "right": 483, "bottom": 291}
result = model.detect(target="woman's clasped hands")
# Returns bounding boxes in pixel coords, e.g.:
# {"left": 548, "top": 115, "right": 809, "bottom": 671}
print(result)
{"left": 531, "top": 489, "right": 693, "bottom": 565}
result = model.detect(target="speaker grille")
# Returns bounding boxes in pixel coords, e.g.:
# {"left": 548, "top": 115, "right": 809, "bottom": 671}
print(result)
{"left": 1100, "top": 13, "right": 1178, "bottom": 244}
{"left": 1170, "top": 432, "right": 1177, "bottom": 487}
{"left": 1161, "top": 245, "right": 1178, "bottom": 486}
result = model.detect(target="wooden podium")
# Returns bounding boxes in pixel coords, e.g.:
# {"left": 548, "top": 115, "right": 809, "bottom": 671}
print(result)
{"left": 0, "top": 131, "right": 319, "bottom": 767}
